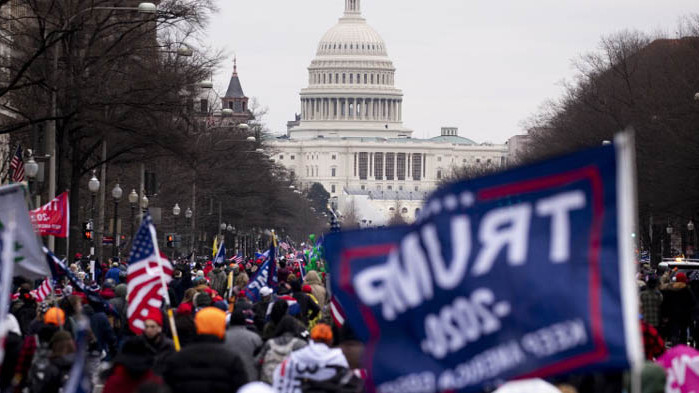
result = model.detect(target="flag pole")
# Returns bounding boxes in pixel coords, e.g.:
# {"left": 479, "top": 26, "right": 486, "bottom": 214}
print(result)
{"left": 147, "top": 224, "right": 181, "bottom": 352}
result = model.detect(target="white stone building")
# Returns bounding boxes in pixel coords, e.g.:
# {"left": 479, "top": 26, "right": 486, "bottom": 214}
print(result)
{"left": 268, "top": 0, "right": 509, "bottom": 225}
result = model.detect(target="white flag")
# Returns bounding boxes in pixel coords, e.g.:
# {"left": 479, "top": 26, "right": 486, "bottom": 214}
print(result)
{"left": 0, "top": 184, "right": 50, "bottom": 279}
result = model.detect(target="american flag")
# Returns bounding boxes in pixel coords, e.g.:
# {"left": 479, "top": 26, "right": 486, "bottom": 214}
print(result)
{"left": 32, "top": 277, "right": 53, "bottom": 302}
{"left": 230, "top": 253, "right": 244, "bottom": 263}
{"left": 329, "top": 296, "right": 346, "bottom": 328}
{"left": 9, "top": 145, "right": 24, "bottom": 183}
{"left": 127, "top": 213, "right": 173, "bottom": 334}
{"left": 280, "top": 241, "right": 289, "bottom": 251}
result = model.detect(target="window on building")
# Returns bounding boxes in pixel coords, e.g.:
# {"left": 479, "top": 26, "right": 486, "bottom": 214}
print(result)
{"left": 437, "top": 170, "right": 442, "bottom": 180}
{"left": 387, "top": 185, "right": 393, "bottom": 190}
{"left": 360, "top": 185, "right": 365, "bottom": 190}
{"left": 343, "top": 74, "right": 346, "bottom": 83}
{"left": 377, "top": 185, "right": 382, "bottom": 190}
{"left": 389, "top": 207, "right": 395, "bottom": 211}
{"left": 476, "top": 159, "right": 481, "bottom": 164}
{"left": 331, "top": 185, "right": 336, "bottom": 193}
{"left": 374, "top": 152, "right": 384, "bottom": 180}
{"left": 401, "top": 207, "right": 408, "bottom": 214}
{"left": 487, "top": 158, "right": 492, "bottom": 165}
{"left": 279, "top": 155, "right": 284, "bottom": 160}
{"left": 306, "top": 167, "right": 309, "bottom": 177}
{"left": 412, "top": 153, "right": 422, "bottom": 181}
{"left": 350, "top": 74, "right": 353, "bottom": 84}
{"left": 200, "top": 99, "right": 208, "bottom": 113}
{"left": 437, "top": 156, "right": 442, "bottom": 162}
{"left": 332, "top": 155, "right": 336, "bottom": 160}
{"left": 290, "top": 155, "right": 295, "bottom": 160}
{"left": 354, "top": 153, "right": 357, "bottom": 177}
{"left": 358, "top": 152, "right": 368, "bottom": 180}
{"left": 331, "top": 167, "right": 336, "bottom": 177}
{"left": 323, "top": 74, "right": 326, "bottom": 83}
{"left": 399, "top": 186, "right": 403, "bottom": 191}
{"left": 414, "top": 186, "right": 419, "bottom": 191}
{"left": 371, "top": 74, "right": 374, "bottom": 84}
{"left": 364, "top": 74, "right": 367, "bottom": 84}
{"left": 336, "top": 74, "right": 339, "bottom": 83}
{"left": 396, "top": 153, "right": 406, "bottom": 181}
{"left": 385, "top": 153, "right": 395, "bottom": 180}
{"left": 357, "top": 73, "right": 360, "bottom": 84}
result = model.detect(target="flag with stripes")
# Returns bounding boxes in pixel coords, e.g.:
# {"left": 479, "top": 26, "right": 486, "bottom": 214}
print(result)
{"left": 229, "top": 253, "right": 244, "bottom": 263}
{"left": 280, "top": 241, "right": 289, "bottom": 251}
{"left": 32, "top": 277, "right": 53, "bottom": 302}
{"left": 9, "top": 145, "right": 24, "bottom": 183}
{"left": 329, "top": 295, "right": 346, "bottom": 328}
{"left": 127, "top": 213, "right": 173, "bottom": 334}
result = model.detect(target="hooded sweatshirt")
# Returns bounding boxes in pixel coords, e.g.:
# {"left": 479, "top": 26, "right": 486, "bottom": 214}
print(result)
{"left": 303, "top": 271, "right": 327, "bottom": 307}
{"left": 272, "top": 341, "right": 349, "bottom": 393}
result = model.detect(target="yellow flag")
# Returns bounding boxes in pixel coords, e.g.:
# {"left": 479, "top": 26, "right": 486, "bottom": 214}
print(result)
{"left": 212, "top": 235, "right": 218, "bottom": 258}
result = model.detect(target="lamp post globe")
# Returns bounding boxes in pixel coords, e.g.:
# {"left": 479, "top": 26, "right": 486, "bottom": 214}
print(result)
{"left": 128, "top": 189, "right": 138, "bottom": 205}
{"left": 246, "top": 136, "right": 256, "bottom": 142}
{"left": 689, "top": 221, "right": 695, "bottom": 231}
{"left": 227, "top": 225, "right": 233, "bottom": 232}
{"left": 238, "top": 123, "right": 250, "bottom": 130}
{"left": 25, "top": 156, "right": 39, "bottom": 179}
{"left": 185, "top": 207, "right": 192, "bottom": 219}
{"left": 221, "top": 108, "right": 233, "bottom": 117}
{"left": 667, "top": 224, "right": 674, "bottom": 235}
{"left": 137, "top": 2, "right": 157, "bottom": 14}
{"left": 141, "top": 194, "right": 149, "bottom": 210}
{"left": 220, "top": 222, "right": 227, "bottom": 231}
{"left": 173, "top": 203, "right": 181, "bottom": 216}
{"left": 88, "top": 172, "right": 100, "bottom": 194}
{"left": 112, "top": 183, "right": 123, "bottom": 201}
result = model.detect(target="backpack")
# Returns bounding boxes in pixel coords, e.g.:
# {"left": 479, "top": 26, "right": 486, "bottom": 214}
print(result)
{"left": 260, "top": 337, "right": 304, "bottom": 384}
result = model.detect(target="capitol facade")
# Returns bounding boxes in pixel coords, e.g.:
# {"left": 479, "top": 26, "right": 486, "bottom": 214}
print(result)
{"left": 269, "top": 0, "right": 511, "bottom": 226}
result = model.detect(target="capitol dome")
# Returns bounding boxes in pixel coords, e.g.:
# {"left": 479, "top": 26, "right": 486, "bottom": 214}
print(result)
{"left": 290, "top": 0, "right": 413, "bottom": 140}
{"left": 316, "top": 14, "right": 388, "bottom": 57}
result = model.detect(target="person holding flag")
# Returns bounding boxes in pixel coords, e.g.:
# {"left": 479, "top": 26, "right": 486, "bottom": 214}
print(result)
{"left": 213, "top": 240, "right": 226, "bottom": 266}
{"left": 127, "top": 212, "right": 180, "bottom": 351}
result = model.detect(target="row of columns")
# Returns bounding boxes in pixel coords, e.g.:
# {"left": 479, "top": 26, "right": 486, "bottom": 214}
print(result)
{"left": 356, "top": 152, "right": 424, "bottom": 181}
{"left": 302, "top": 97, "right": 402, "bottom": 122}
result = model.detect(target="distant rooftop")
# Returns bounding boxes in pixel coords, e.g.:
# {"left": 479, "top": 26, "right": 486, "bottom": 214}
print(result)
{"left": 344, "top": 187, "right": 428, "bottom": 200}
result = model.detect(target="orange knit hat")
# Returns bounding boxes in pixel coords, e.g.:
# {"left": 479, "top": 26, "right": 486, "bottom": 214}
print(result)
{"left": 194, "top": 307, "right": 226, "bottom": 339}
{"left": 44, "top": 307, "right": 65, "bottom": 326}
{"left": 311, "top": 323, "right": 333, "bottom": 344}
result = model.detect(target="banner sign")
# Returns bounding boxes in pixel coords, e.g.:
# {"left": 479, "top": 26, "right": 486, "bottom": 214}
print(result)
{"left": 657, "top": 345, "right": 699, "bottom": 393}
{"left": 246, "top": 244, "right": 278, "bottom": 302}
{"left": 325, "top": 136, "right": 642, "bottom": 393}
{"left": 29, "top": 191, "right": 69, "bottom": 238}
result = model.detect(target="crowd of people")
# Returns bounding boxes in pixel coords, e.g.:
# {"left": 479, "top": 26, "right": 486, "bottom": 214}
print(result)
{"left": 3, "top": 251, "right": 698, "bottom": 393}
{"left": 0, "top": 254, "right": 365, "bottom": 393}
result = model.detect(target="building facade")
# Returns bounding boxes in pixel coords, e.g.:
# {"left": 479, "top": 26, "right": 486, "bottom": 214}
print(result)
{"left": 269, "top": 0, "right": 509, "bottom": 225}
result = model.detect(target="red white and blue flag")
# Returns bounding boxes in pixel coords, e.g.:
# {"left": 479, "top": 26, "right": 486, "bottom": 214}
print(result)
{"left": 127, "top": 213, "right": 173, "bottom": 334}
{"left": 229, "top": 253, "right": 244, "bottom": 263}
{"left": 32, "top": 278, "right": 53, "bottom": 303}
{"left": 9, "top": 145, "right": 24, "bottom": 183}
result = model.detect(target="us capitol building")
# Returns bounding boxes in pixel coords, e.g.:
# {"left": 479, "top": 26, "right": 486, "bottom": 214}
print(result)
{"left": 268, "top": 0, "right": 519, "bottom": 226}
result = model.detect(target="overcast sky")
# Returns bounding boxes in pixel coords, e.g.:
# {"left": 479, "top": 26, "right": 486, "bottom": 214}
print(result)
{"left": 205, "top": 0, "right": 696, "bottom": 143}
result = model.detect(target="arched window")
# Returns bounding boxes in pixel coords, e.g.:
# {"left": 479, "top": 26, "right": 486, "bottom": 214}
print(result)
{"left": 437, "top": 170, "right": 442, "bottom": 180}
{"left": 401, "top": 207, "right": 408, "bottom": 214}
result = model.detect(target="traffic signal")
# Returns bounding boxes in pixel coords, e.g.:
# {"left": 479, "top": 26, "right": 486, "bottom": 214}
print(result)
{"left": 83, "top": 222, "right": 93, "bottom": 240}
{"left": 166, "top": 234, "right": 174, "bottom": 248}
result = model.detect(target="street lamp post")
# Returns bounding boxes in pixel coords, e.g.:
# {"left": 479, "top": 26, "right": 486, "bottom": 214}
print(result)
{"left": 185, "top": 207, "right": 192, "bottom": 254}
{"left": 25, "top": 150, "right": 39, "bottom": 206}
{"left": 128, "top": 189, "right": 138, "bottom": 249}
{"left": 111, "top": 183, "right": 123, "bottom": 259}
{"left": 88, "top": 171, "right": 100, "bottom": 256}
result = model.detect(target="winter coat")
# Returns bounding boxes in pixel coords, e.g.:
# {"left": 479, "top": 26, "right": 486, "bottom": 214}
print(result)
{"left": 105, "top": 267, "right": 122, "bottom": 283}
{"left": 162, "top": 335, "right": 250, "bottom": 393}
{"left": 103, "top": 365, "right": 163, "bottom": 393}
{"left": 272, "top": 341, "right": 350, "bottom": 393}
{"left": 208, "top": 268, "right": 228, "bottom": 297}
{"left": 144, "top": 334, "right": 175, "bottom": 375}
{"left": 224, "top": 326, "right": 263, "bottom": 380}
{"left": 29, "top": 354, "right": 76, "bottom": 393}
{"left": 662, "top": 282, "right": 696, "bottom": 326}
{"left": 256, "top": 333, "right": 308, "bottom": 384}
{"left": 86, "top": 306, "right": 118, "bottom": 360}
{"left": 292, "top": 291, "right": 320, "bottom": 326}
{"left": 303, "top": 271, "right": 327, "bottom": 307}
{"left": 277, "top": 267, "right": 291, "bottom": 285}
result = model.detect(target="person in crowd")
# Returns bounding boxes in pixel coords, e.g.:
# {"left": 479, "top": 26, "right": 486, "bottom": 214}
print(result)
{"left": 174, "top": 314, "right": 197, "bottom": 348}
{"left": 28, "top": 331, "right": 78, "bottom": 393}
{"left": 109, "top": 283, "right": 129, "bottom": 338}
{"left": 142, "top": 310, "right": 175, "bottom": 374}
{"left": 253, "top": 287, "right": 274, "bottom": 332}
{"left": 273, "top": 323, "right": 360, "bottom": 393}
{"left": 84, "top": 303, "right": 118, "bottom": 360}
{"left": 105, "top": 262, "right": 122, "bottom": 283}
{"left": 277, "top": 261, "right": 291, "bottom": 286}
{"left": 303, "top": 270, "right": 327, "bottom": 307}
{"left": 640, "top": 277, "right": 663, "bottom": 329}
{"left": 103, "top": 337, "right": 163, "bottom": 393}
{"left": 0, "top": 314, "right": 23, "bottom": 392}
{"left": 225, "top": 309, "right": 263, "bottom": 380}
{"left": 13, "top": 288, "right": 37, "bottom": 335}
{"left": 262, "top": 299, "right": 289, "bottom": 340}
{"left": 302, "top": 285, "right": 321, "bottom": 329}
{"left": 256, "top": 315, "right": 308, "bottom": 384}
{"left": 289, "top": 280, "right": 319, "bottom": 326}
{"left": 208, "top": 265, "right": 227, "bottom": 296}
{"left": 162, "top": 307, "right": 249, "bottom": 393}
{"left": 661, "top": 272, "right": 696, "bottom": 345}
{"left": 176, "top": 288, "right": 197, "bottom": 316}
{"left": 12, "top": 307, "right": 64, "bottom": 390}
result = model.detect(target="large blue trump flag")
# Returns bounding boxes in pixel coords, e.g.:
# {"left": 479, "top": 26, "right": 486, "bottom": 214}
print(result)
{"left": 325, "top": 134, "right": 642, "bottom": 393}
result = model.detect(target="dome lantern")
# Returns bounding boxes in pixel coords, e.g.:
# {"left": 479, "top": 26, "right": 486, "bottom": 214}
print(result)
{"left": 345, "top": 0, "right": 361, "bottom": 16}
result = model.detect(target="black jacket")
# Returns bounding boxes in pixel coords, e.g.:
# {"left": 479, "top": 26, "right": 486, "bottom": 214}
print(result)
{"left": 162, "top": 335, "right": 249, "bottom": 393}
{"left": 292, "top": 291, "right": 320, "bottom": 326}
